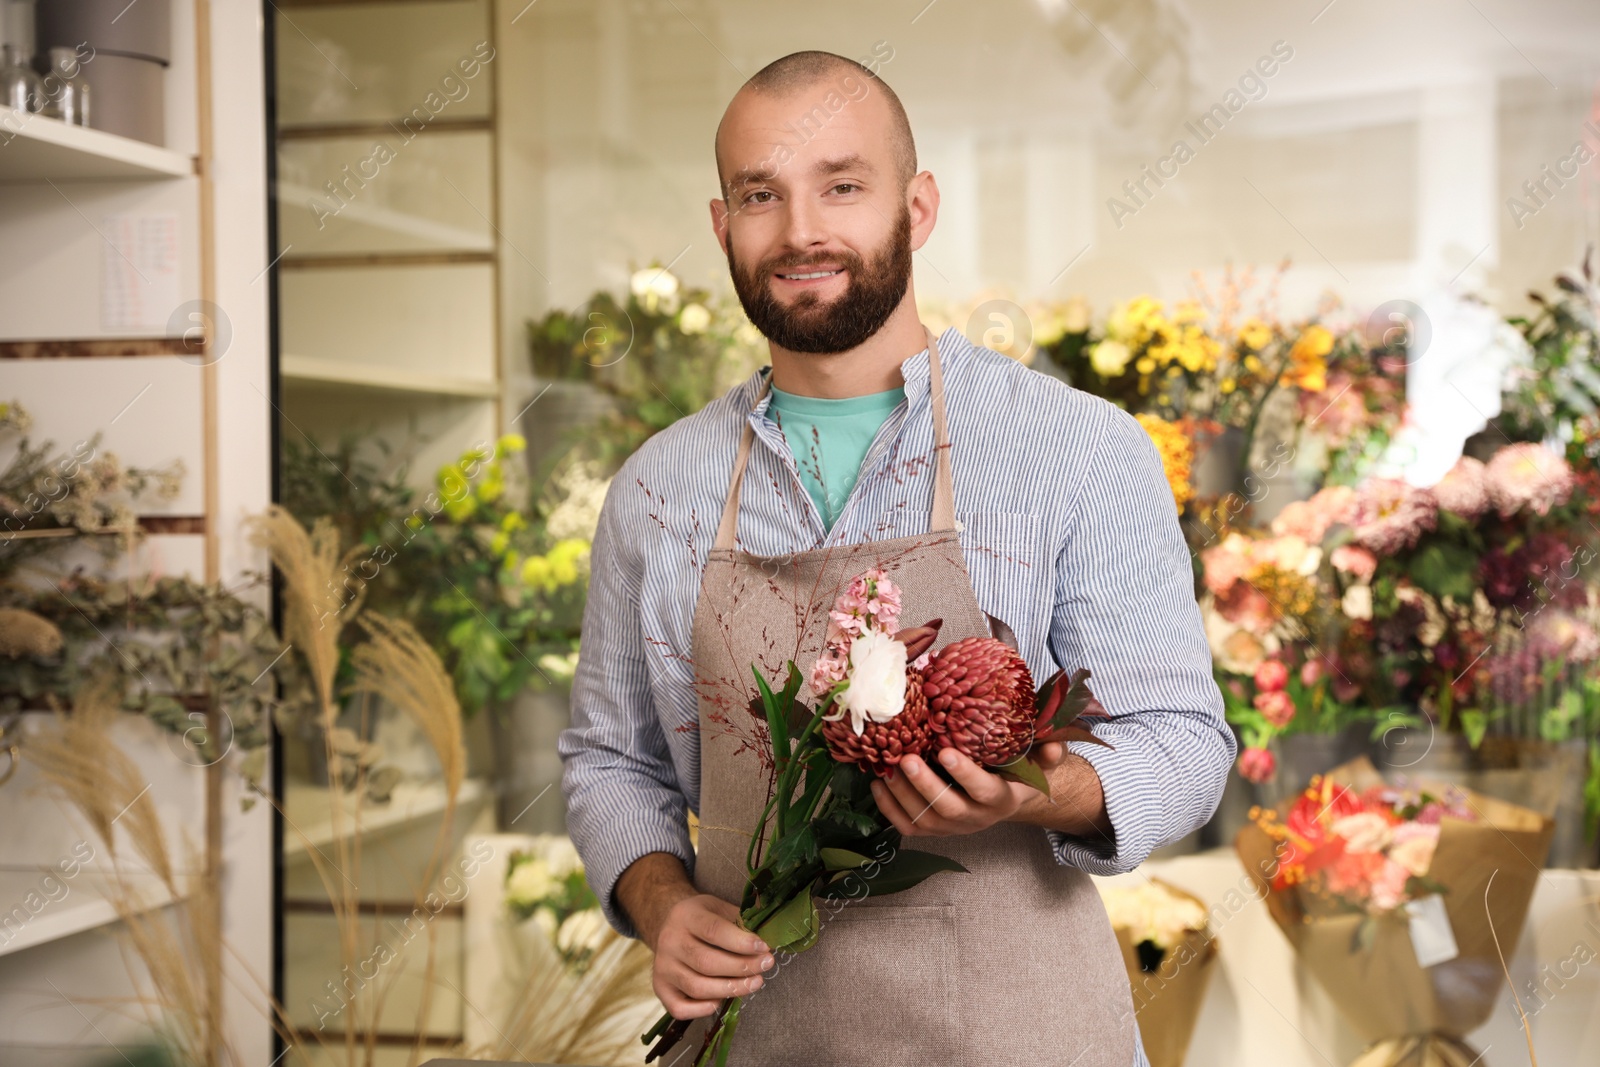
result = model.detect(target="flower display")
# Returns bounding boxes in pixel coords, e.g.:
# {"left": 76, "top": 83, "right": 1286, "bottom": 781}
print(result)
{"left": 505, "top": 835, "right": 604, "bottom": 970}
{"left": 1135, "top": 413, "right": 1195, "bottom": 512}
{"left": 1485, "top": 441, "right": 1575, "bottom": 517}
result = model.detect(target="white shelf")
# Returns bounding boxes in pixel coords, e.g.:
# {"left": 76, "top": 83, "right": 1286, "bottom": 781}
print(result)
{"left": 281, "top": 777, "right": 491, "bottom": 855}
{"left": 0, "top": 869, "right": 182, "bottom": 958}
{"left": 281, "top": 354, "right": 500, "bottom": 398}
{"left": 0, "top": 109, "right": 192, "bottom": 182}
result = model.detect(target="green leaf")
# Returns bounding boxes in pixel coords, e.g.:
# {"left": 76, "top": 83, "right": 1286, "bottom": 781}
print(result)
{"left": 752, "top": 666, "right": 791, "bottom": 768}
{"left": 818, "top": 847, "right": 872, "bottom": 870}
{"left": 753, "top": 889, "right": 817, "bottom": 952}
{"left": 1406, "top": 542, "right": 1478, "bottom": 603}
{"left": 1460, "top": 708, "right": 1489, "bottom": 749}
{"left": 815, "top": 847, "right": 967, "bottom": 899}
{"left": 994, "top": 755, "right": 1051, "bottom": 794}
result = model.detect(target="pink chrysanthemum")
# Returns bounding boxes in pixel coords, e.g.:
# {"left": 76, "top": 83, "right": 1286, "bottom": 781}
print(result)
{"left": 1429, "top": 456, "right": 1490, "bottom": 519}
{"left": 1349, "top": 479, "right": 1437, "bottom": 554}
{"left": 1270, "top": 485, "right": 1356, "bottom": 543}
{"left": 1486, "top": 443, "right": 1574, "bottom": 518}
{"left": 1330, "top": 544, "right": 1378, "bottom": 581}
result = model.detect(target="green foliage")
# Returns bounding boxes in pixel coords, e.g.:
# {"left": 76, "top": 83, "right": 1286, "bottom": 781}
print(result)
{"left": 1500, "top": 253, "right": 1600, "bottom": 444}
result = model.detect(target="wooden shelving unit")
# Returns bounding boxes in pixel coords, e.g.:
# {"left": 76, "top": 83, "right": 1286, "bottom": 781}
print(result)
{"left": 0, "top": 108, "right": 192, "bottom": 181}
{"left": 281, "top": 353, "right": 499, "bottom": 397}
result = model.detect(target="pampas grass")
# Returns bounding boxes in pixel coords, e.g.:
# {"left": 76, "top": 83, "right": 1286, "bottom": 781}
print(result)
{"left": 470, "top": 925, "right": 659, "bottom": 1067}
{"left": 26, "top": 678, "right": 225, "bottom": 1066}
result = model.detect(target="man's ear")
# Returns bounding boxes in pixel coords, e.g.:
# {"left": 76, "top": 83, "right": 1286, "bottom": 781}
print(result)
{"left": 907, "top": 171, "right": 940, "bottom": 252}
{"left": 709, "top": 196, "right": 731, "bottom": 255}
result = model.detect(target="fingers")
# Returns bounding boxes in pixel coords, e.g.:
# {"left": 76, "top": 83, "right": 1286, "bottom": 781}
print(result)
{"left": 870, "top": 774, "right": 921, "bottom": 835}
{"left": 932, "top": 748, "right": 1010, "bottom": 805}
{"left": 653, "top": 894, "right": 775, "bottom": 1020}
{"left": 1032, "top": 741, "right": 1066, "bottom": 771}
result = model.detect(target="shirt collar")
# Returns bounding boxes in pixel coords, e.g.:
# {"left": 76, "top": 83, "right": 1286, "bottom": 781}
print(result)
{"left": 739, "top": 326, "right": 965, "bottom": 424}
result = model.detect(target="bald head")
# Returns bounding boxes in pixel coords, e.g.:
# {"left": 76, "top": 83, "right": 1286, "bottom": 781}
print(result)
{"left": 715, "top": 49, "right": 917, "bottom": 196}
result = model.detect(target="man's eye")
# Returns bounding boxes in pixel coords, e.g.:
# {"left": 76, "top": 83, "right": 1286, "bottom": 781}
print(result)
{"left": 745, "top": 190, "right": 774, "bottom": 204}
{"left": 831, "top": 183, "right": 859, "bottom": 194}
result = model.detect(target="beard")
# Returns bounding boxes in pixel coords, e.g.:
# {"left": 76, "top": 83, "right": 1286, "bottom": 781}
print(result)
{"left": 726, "top": 203, "right": 913, "bottom": 355}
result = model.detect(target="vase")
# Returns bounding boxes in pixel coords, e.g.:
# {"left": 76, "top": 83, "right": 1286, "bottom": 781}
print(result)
{"left": 1188, "top": 424, "right": 1248, "bottom": 502}
{"left": 1254, "top": 724, "right": 1372, "bottom": 810}
{"left": 485, "top": 686, "right": 572, "bottom": 833}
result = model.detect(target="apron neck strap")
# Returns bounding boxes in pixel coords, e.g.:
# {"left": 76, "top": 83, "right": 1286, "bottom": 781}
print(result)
{"left": 713, "top": 325, "right": 955, "bottom": 552}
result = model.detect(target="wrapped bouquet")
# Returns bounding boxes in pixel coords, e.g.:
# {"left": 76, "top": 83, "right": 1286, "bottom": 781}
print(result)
{"left": 1236, "top": 757, "right": 1554, "bottom": 1066}
{"left": 644, "top": 568, "right": 1111, "bottom": 1066}
{"left": 1099, "top": 879, "right": 1217, "bottom": 1067}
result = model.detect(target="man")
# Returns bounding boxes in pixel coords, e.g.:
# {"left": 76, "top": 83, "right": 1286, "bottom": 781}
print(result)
{"left": 559, "top": 50, "right": 1231, "bottom": 1065}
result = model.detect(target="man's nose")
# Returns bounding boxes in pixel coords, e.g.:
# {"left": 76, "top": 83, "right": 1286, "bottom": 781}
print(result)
{"left": 779, "top": 194, "right": 829, "bottom": 254}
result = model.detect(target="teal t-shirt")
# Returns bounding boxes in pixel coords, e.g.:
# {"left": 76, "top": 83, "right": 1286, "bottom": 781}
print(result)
{"left": 767, "top": 379, "right": 906, "bottom": 532}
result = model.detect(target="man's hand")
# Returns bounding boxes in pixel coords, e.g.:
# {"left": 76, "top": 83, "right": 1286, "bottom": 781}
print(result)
{"left": 869, "top": 741, "right": 1068, "bottom": 837}
{"left": 615, "top": 853, "right": 774, "bottom": 1020}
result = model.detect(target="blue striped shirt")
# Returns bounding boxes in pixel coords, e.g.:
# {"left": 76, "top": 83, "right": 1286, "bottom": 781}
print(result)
{"left": 558, "top": 327, "right": 1233, "bottom": 945}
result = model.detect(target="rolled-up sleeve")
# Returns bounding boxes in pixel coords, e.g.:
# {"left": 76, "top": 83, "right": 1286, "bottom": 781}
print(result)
{"left": 1042, "top": 405, "right": 1233, "bottom": 873}
{"left": 558, "top": 476, "right": 696, "bottom": 939}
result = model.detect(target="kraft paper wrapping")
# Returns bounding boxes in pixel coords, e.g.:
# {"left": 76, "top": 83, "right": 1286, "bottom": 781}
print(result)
{"left": 1235, "top": 757, "right": 1555, "bottom": 1064}
{"left": 1111, "top": 880, "right": 1218, "bottom": 1067}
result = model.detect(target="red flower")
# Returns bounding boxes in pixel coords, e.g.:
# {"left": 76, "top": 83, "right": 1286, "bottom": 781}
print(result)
{"left": 1253, "top": 689, "right": 1295, "bottom": 727}
{"left": 1238, "top": 746, "right": 1276, "bottom": 783}
{"left": 1254, "top": 659, "right": 1289, "bottom": 693}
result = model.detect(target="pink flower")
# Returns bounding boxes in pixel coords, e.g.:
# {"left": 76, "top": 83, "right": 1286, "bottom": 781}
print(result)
{"left": 1369, "top": 859, "right": 1412, "bottom": 911}
{"left": 1238, "top": 747, "right": 1276, "bottom": 783}
{"left": 1300, "top": 659, "right": 1325, "bottom": 687}
{"left": 1201, "top": 535, "right": 1253, "bottom": 596}
{"left": 1429, "top": 456, "right": 1490, "bottom": 519}
{"left": 1487, "top": 443, "right": 1574, "bottom": 517}
{"left": 1254, "top": 660, "right": 1289, "bottom": 693}
{"left": 1253, "top": 689, "right": 1295, "bottom": 727}
{"left": 1349, "top": 479, "right": 1438, "bottom": 554}
{"left": 808, "top": 646, "right": 849, "bottom": 697}
{"left": 1389, "top": 822, "right": 1441, "bottom": 877}
{"left": 1270, "top": 486, "right": 1355, "bottom": 543}
{"left": 1331, "top": 544, "right": 1377, "bottom": 582}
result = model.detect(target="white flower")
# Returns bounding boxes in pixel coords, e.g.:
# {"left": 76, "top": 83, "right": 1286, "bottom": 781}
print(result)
{"left": 1331, "top": 811, "right": 1393, "bottom": 854}
{"left": 530, "top": 906, "right": 559, "bottom": 941}
{"left": 1099, "top": 882, "right": 1208, "bottom": 950}
{"left": 678, "top": 303, "right": 711, "bottom": 334}
{"left": 556, "top": 907, "right": 607, "bottom": 956}
{"left": 1089, "top": 339, "right": 1132, "bottom": 377}
{"left": 1342, "top": 584, "right": 1372, "bottom": 621}
{"left": 822, "top": 628, "right": 907, "bottom": 736}
{"left": 505, "top": 858, "right": 556, "bottom": 907}
{"left": 630, "top": 268, "right": 680, "bottom": 314}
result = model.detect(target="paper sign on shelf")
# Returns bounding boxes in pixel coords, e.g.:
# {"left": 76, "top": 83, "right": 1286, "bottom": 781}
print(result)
{"left": 101, "top": 212, "right": 181, "bottom": 332}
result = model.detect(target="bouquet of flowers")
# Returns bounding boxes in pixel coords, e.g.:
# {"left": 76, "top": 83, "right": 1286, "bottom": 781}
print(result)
{"left": 504, "top": 835, "right": 607, "bottom": 972}
{"left": 1099, "top": 879, "right": 1217, "bottom": 1067}
{"left": 1236, "top": 757, "right": 1554, "bottom": 1067}
{"left": 643, "top": 568, "right": 1111, "bottom": 1066}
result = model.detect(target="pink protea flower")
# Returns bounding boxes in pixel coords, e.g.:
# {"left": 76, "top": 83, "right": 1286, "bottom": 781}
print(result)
{"left": 1270, "top": 485, "right": 1356, "bottom": 543}
{"left": 1238, "top": 747, "right": 1276, "bottom": 783}
{"left": 1429, "top": 456, "right": 1490, "bottom": 519}
{"left": 1253, "top": 689, "right": 1295, "bottom": 727}
{"left": 1330, "top": 544, "right": 1378, "bottom": 581}
{"left": 1486, "top": 443, "right": 1574, "bottom": 517}
{"left": 1349, "top": 479, "right": 1438, "bottom": 554}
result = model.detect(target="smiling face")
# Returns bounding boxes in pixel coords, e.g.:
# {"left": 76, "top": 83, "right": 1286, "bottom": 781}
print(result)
{"left": 712, "top": 71, "right": 932, "bottom": 355}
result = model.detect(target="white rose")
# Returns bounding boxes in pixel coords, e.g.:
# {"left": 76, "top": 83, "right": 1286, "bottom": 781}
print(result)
{"left": 679, "top": 302, "right": 711, "bottom": 334}
{"left": 505, "top": 858, "right": 555, "bottom": 906}
{"left": 556, "top": 907, "right": 607, "bottom": 957}
{"left": 630, "top": 268, "right": 680, "bottom": 314}
{"left": 1342, "top": 584, "right": 1372, "bottom": 621}
{"left": 1089, "top": 339, "right": 1132, "bottom": 377}
{"left": 1331, "top": 811, "right": 1393, "bottom": 854}
{"left": 826, "top": 629, "right": 907, "bottom": 736}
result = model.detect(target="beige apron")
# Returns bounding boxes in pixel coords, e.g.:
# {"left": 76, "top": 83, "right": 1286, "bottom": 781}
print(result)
{"left": 674, "top": 326, "right": 1136, "bottom": 1067}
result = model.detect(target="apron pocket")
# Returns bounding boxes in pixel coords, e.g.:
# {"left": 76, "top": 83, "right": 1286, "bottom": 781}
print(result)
{"left": 730, "top": 901, "right": 960, "bottom": 1067}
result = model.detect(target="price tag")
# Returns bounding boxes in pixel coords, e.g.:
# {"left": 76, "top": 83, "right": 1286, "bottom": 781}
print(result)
{"left": 1405, "top": 894, "right": 1459, "bottom": 968}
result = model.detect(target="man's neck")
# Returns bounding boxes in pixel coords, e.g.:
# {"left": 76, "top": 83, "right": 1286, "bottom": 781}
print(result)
{"left": 765, "top": 300, "right": 927, "bottom": 399}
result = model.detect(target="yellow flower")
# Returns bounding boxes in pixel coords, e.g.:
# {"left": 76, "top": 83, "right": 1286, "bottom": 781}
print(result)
{"left": 1220, "top": 378, "right": 1237, "bottom": 395}
{"left": 1237, "top": 318, "right": 1272, "bottom": 350}
{"left": 1171, "top": 299, "right": 1205, "bottom": 326}
{"left": 1135, "top": 357, "right": 1156, "bottom": 375}
{"left": 443, "top": 494, "right": 476, "bottom": 523}
{"left": 1243, "top": 355, "right": 1263, "bottom": 374}
{"left": 521, "top": 555, "right": 553, "bottom": 589}
{"left": 1292, "top": 325, "right": 1334, "bottom": 360}
{"left": 476, "top": 466, "right": 505, "bottom": 504}
{"left": 500, "top": 512, "right": 526, "bottom": 533}
{"left": 496, "top": 433, "right": 527, "bottom": 457}
{"left": 1135, "top": 413, "right": 1194, "bottom": 513}
{"left": 490, "top": 530, "right": 510, "bottom": 556}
